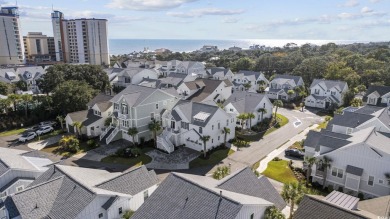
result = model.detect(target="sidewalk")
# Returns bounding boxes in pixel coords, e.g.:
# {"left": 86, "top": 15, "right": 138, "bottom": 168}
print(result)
{"left": 256, "top": 124, "right": 319, "bottom": 173}
{"left": 27, "top": 135, "right": 62, "bottom": 150}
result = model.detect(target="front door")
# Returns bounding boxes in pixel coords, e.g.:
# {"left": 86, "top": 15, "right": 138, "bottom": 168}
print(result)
{"left": 325, "top": 102, "right": 330, "bottom": 109}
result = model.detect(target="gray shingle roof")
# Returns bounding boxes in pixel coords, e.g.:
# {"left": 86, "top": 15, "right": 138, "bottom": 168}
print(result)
{"left": 345, "top": 165, "right": 364, "bottom": 176}
{"left": 0, "top": 159, "right": 9, "bottom": 176}
{"left": 331, "top": 112, "right": 374, "bottom": 128}
{"left": 173, "top": 101, "right": 220, "bottom": 127}
{"left": 131, "top": 174, "right": 243, "bottom": 219}
{"left": 96, "top": 166, "right": 158, "bottom": 196}
{"left": 304, "top": 130, "right": 351, "bottom": 152}
{"left": 238, "top": 70, "right": 261, "bottom": 79}
{"left": 217, "top": 168, "right": 286, "bottom": 210}
{"left": 364, "top": 85, "right": 390, "bottom": 98}
{"left": 310, "top": 79, "right": 347, "bottom": 91}
{"left": 186, "top": 79, "right": 232, "bottom": 103}
{"left": 110, "top": 84, "right": 165, "bottom": 106}
{"left": 224, "top": 91, "right": 268, "bottom": 113}
{"left": 86, "top": 93, "right": 112, "bottom": 107}
{"left": 0, "top": 177, "right": 35, "bottom": 192}
{"left": 67, "top": 109, "right": 101, "bottom": 127}
{"left": 354, "top": 105, "right": 384, "bottom": 115}
{"left": 273, "top": 74, "right": 302, "bottom": 84}
{"left": 294, "top": 195, "right": 370, "bottom": 219}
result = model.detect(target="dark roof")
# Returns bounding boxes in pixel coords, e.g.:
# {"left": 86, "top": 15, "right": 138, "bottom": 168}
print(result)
{"left": 238, "top": 70, "right": 261, "bottom": 78}
{"left": 207, "top": 67, "right": 230, "bottom": 75}
{"left": 67, "top": 109, "right": 101, "bottom": 127}
{"left": 345, "top": 165, "right": 364, "bottom": 176}
{"left": 102, "top": 196, "right": 119, "bottom": 210}
{"left": 364, "top": 85, "right": 390, "bottom": 98}
{"left": 86, "top": 93, "right": 112, "bottom": 107}
{"left": 353, "top": 105, "right": 385, "bottom": 115}
{"left": 304, "top": 130, "right": 351, "bottom": 152}
{"left": 294, "top": 195, "right": 370, "bottom": 219}
{"left": 304, "top": 130, "right": 322, "bottom": 149}
{"left": 331, "top": 112, "right": 374, "bottom": 128}
{"left": 20, "top": 150, "right": 49, "bottom": 159}
{"left": 217, "top": 168, "right": 286, "bottom": 209}
{"left": 96, "top": 166, "right": 158, "bottom": 196}
{"left": 186, "top": 79, "right": 232, "bottom": 102}
{"left": 131, "top": 174, "right": 243, "bottom": 219}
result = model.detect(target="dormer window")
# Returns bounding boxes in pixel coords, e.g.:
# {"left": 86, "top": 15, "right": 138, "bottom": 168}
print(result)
{"left": 94, "top": 110, "right": 101, "bottom": 116}
{"left": 314, "top": 89, "right": 320, "bottom": 95}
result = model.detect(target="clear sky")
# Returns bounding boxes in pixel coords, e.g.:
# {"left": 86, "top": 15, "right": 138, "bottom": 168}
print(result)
{"left": 1, "top": 0, "right": 389, "bottom": 40}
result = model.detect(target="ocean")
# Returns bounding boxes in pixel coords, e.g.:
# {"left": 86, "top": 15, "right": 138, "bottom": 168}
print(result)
{"left": 108, "top": 39, "right": 366, "bottom": 55}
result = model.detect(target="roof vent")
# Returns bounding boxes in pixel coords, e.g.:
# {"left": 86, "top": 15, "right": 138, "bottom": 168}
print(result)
{"left": 35, "top": 203, "right": 39, "bottom": 209}
{"left": 219, "top": 190, "right": 222, "bottom": 199}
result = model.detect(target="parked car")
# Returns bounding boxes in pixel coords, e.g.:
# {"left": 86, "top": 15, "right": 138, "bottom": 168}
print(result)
{"left": 285, "top": 149, "right": 304, "bottom": 159}
{"left": 28, "top": 126, "right": 40, "bottom": 132}
{"left": 39, "top": 121, "right": 57, "bottom": 127}
{"left": 19, "top": 132, "right": 37, "bottom": 143}
{"left": 36, "top": 126, "right": 54, "bottom": 135}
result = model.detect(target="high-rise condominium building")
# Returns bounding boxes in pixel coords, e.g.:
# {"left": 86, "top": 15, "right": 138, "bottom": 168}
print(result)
{"left": 23, "top": 32, "right": 56, "bottom": 63}
{"left": 51, "top": 11, "right": 109, "bottom": 65}
{"left": 0, "top": 7, "right": 25, "bottom": 65}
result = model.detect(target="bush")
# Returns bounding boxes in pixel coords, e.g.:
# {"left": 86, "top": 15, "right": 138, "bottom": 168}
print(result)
{"left": 212, "top": 166, "right": 230, "bottom": 180}
{"left": 131, "top": 147, "right": 141, "bottom": 157}
{"left": 358, "top": 192, "right": 364, "bottom": 200}
{"left": 86, "top": 139, "right": 100, "bottom": 149}
{"left": 59, "top": 135, "right": 80, "bottom": 153}
{"left": 272, "top": 157, "right": 281, "bottom": 161}
{"left": 327, "top": 185, "right": 334, "bottom": 193}
{"left": 116, "top": 148, "right": 126, "bottom": 157}
{"left": 338, "top": 186, "right": 344, "bottom": 193}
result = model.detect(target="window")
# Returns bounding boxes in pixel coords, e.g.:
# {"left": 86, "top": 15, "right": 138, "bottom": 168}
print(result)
{"left": 212, "top": 125, "right": 214, "bottom": 130}
{"left": 144, "top": 190, "right": 149, "bottom": 201}
{"left": 199, "top": 127, "right": 202, "bottom": 134}
{"left": 346, "top": 128, "right": 353, "bottom": 135}
{"left": 250, "top": 213, "right": 254, "bottom": 219}
{"left": 379, "top": 179, "right": 384, "bottom": 184}
{"left": 119, "top": 207, "right": 123, "bottom": 214}
{"left": 331, "top": 167, "right": 343, "bottom": 178}
{"left": 218, "top": 123, "right": 220, "bottom": 129}
{"left": 226, "top": 119, "right": 229, "bottom": 126}
{"left": 368, "top": 176, "right": 374, "bottom": 186}
{"left": 229, "top": 108, "right": 233, "bottom": 112}
{"left": 212, "top": 139, "right": 214, "bottom": 143}
{"left": 98, "top": 213, "right": 103, "bottom": 218}
{"left": 16, "top": 186, "right": 24, "bottom": 192}
{"left": 218, "top": 136, "right": 220, "bottom": 141}
{"left": 331, "top": 91, "right": 336, "bottom": 96}
{"left": 151, "top": 113, "right": 155, "bottom": 120}
{"left": 0, "top": 191, "right": 7, "bottom": 198}
{"left": 315, "top": 89, "right": 320, "bottom": 95}
{"left": 171, "top": 121, "right": 175, "bottom": 129}
{"left": 156, "top": 103, "right": 159, "bottom": 110}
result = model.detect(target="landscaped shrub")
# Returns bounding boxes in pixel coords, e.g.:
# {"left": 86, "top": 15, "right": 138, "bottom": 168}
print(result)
{"left": 358, "top": 192, "right": 364, "bottom": 200}
{"left": 131, "top": 147, "right": 141, "bottom": 157}
{"left": 212, "top": 166, "right": 230, "bottom": 180}
{"left": 337, "top": 186, "right": 344, "bottom": 193}
{"left": 327, "top": 185, "right": 334, "bottom": 193}
{"left": 272, "top": 157, "right": 281, "bottom": 161}
{"left": 116, "top": 148, "right": 126, "bottom": 157}
{"left": 59, "top": 135, "right": 80, "bottom": 153}
{"left": 87, "top": 139, "right": 99, "bottom": 148}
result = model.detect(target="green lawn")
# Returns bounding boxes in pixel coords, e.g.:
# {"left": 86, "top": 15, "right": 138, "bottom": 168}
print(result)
{"left": 101, "top": 147, "right": 153, "bottom": 167}
{"left": 189, "top": 148, "right": 235, "bottom": 168}
{"left": 288, "top": 141, "right": 304, "bottom": 150}
{"left": 35, "top": 130, "right": 65, "bottom": 141}
{"left": 261, "top": 160, "right": 298, "bottom": 184}
{"left": 264, "top": 114, "right": 289, "bottom": 136}
{"left": 41, "top": 141, "right": 92, "bottom": 157}
{"left": 0, "top": 128, "right": 26, "bottom": 137}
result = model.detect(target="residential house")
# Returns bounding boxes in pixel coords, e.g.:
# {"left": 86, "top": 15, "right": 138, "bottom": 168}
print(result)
{"left": 232, "top": 70, "right": 269, "bottom": 93}
{"left": 157, "top": 60, "right": 181, "bottom": 76}
{"left": 358, "top": 195, "right": 390, "bottom": 217}
{"left": 0, "top": 148, "right": 53, "bottom": 200}
{"left": 206, "top": 67, "right": 234, "bottom": 81}
{"left": 175, "top": 61, "right": 207, "bottom": 77}
{"left": 0, "top": 69, "right": 19, "bottom": 84}
{"left": 223, "top": 91, "right": 273, "bottom": 129}
{"left": 228, "top": 46, "right": 242, "bottom": 52}
{"left": 103, "top": 85, "right": 180, "bottom": 145}
{"left": 363, "top": 85, "right": 390, "bottom": 106}
{"left": 65, "top": 93, "right": 113, "bottom": 138}
{"left": 266, "top": 74, "right": 304, "bottom": 101}
{"left": 198, "top": 45, "right": 219, "bottom": 53}
{"left": 15, "top": 66, "right": 45, "bottom": 93}
{"left": 138, "top": 73, "right": 198, "bottom": 89}
{"left": 177, "top": 79, "right": 233, "bottom": 104}
{"left": 305, "top": 79, "right": 348, "bottom": 109}
{"left": 305, "top": 126, "right": 390, "bottom": 198}
{"left": 158, "top": 101, "right": 236, "bottom": 153}
{"left": 326, "top": 105, "right": 390, "bottom": 134}
{"left": 110, "top": 68, "right": 159, "bottom": 88}
{"left": 294, "top": 192, "right": 377, "bottom": 219}
{"left": 1, "top": 165, "right": 158, "bottom": 219}
{"left": 132, "top": 168, "right": 286, "bottom": 219}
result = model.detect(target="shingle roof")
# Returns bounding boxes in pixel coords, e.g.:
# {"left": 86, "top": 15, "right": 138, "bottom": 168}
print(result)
{"left": 0, "top": 159, "right": 9, "bottom": 176}
{"left": 304, "top": 130, "right": 351, "bottom": 152}
{"left": 294, "top": 195, "right": 370, "bottom": 219}
{"left": 310, "top": 79, "right": 347, "bottom": 91}
{"left": 238, "top": 70, "right": 261, "bottom": 79}
{"left": 67, "top": 109, "right": 102, "bottom": 127}
{"left": 0, "top": 177, "right": 35, "bottom": 192}
{"left": 102, "top": 196, "right": 119, "bottom": 210}
{"left": 353, "top": 105, "right": 384, "bottom": 115}
{"left": 331, "top": 112, "right": 374, "bottom": 128}
{"left": 358, "top": 195, "right": 390, "bottom": 217}
{"left": 223, "top": 91, "right": 268, "bottom": 113}
{"left": 186, "top": 79, "right": 232, "bottom": 103}
{"left": 173, "top": 101, "right": 220, "bottom": 127}
{"left": 86, "top": 93, "right": 112, "bottom": 107}
{"left": 131, "top": 174, "right": 244, "bottom": 219}
{"left": 345, "top": 165, "right": 364, "bottom": 176}
{"left": 217, "top": 168, "right": 286, "bottom": 209}
{"left": 364, "top": 85, "right": 390, "bottom": 98}
{"left": 273, "top": 74, "right": 302, "bottom": 85}
{"left": 110, "top": 85, "right": 171, "bottom": 107}
{"left": 96, "top": 166, "right": 158, "bottom": 196}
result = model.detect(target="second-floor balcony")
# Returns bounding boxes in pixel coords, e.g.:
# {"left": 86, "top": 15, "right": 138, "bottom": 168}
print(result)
{"left": 118, "top": 113, "right": 131, "bottom": 120}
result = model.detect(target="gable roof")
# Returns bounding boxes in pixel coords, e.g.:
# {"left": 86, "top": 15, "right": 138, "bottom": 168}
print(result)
{"left": 207, "top": 67, "right": 231, "bottom": 76}
{"left": 223, "top": 91, "right": 268, "bottom": 113}
{"left": 0, "top": 68, "right": 18, "bottom": 83}
{"left": 15, "top": 66, "right": 45, "bottom": 81}
{"left": 331, "top": 112, "right": 374, "bottom": 128}
{"left": 67, "top": 109, "right": 102, "bottom": 127}
{"left": 238, "top": 70, "right": 262, "bottom": 79}
{"left": 86, "top": 93, "right": 112, "bottom": 108}
{"left": 294, "top": 195, "right": 371, "bottom": 219}
{"left": 186, "top": 79, "right": 232, "bottom": 102}
{"left": 0, "top": 147, "right": 52, "bottom": 172}
{"left": 358, "top": 195, "right": 390, "bottom": 217}
{"left": 273, "top": 74, "right": 302, "bottom": 85}
{"left": 310, "top": 79, "right": 347, "bottom": 91}
{"left": 364, "top": 85, "right": 390, "bottom": 98}
{"left": 173, "top": 101, "right": 220, "bottom": 127}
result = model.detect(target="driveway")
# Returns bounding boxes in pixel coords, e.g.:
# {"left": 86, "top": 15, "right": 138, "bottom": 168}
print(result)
{"left": 207, "top": 108, "right": 322, "bottom": 175}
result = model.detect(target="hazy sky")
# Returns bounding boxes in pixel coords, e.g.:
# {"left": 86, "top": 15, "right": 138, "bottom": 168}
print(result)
{"left": 1, "top": 0, "right": 389, "bottom": 40}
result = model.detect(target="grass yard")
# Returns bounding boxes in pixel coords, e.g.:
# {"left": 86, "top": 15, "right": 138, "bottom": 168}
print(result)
{"left": 101, "top": 147, "right": 153, "bottom": 167}
{"left": 288, "top": 141, "right": 304, "bottom": 150}
{"left": 0, "top": 128, "right": 26, "bottom": 137}
{"left": 261, "top": 160, "right": 298, "bottom": 184}
{"left": 189, "top": 148, "right": 235, "bottom": 168}
{"left": 41, "top": 141, "right": 92, "bottom": 157}
{"left": 264, "top": 114, "right": 289, "bottom": 136}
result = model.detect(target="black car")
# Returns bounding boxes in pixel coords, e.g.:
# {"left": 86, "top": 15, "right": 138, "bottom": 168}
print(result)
{"left": 285, "top": 149, "right": 304, "bottom": 159}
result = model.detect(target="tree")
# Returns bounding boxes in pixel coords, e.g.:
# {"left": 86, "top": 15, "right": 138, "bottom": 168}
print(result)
{"left": 15, "top": 80, "right": 27, "bottom": 91}
{"left": 237, "top": 113, "right": 248, "bottom": 129}
{"left": 232, "top": 57, "right": 254, "bottom": 72}
{"left": 287, "top": 89, "right": 295, "bottom": 101}
{"left": 258, "top": 108, "right": 267, "bottom": 121}
{"left": 243, "top": 83, "right": 252, "bottom": 90}
{"left": 73, "top": 121, "right": 83, "bottom": 138}
{"left": 281, "top": 182, "right": 306, "bottom": 219}
{"left": 212, "top": 165, "right": 230, "bottom": 180}
{"left": 200, "top": 135, "right": 210, "bottom": 158}
{"left": 223, "top": 127, "right": 230, "bottom": 146}
{"left": 148, "top": 120, "right": 161, "bottom": 148}
{"left": 265, "top": 206, "right": 285, "bottom": 219}
{"left": 57, "top": 115, "right": 65, "bottom": 130}
{"left": 247, "top": 112, "right": 255, "bottom": 128}
{"left": 0, "top": 82, "right": 10, "bottom": 95}
{"left": 52, "top": 80, "right": 97, "bottom": 115}
{"left": 122, "top": 210, "right": 134, "bottom": 219}
{"left": 304, "top": 156, "right": 317, "bottom": 185}
{"left": 8, "top": 94, "right": 21, "bottom": 111}
{"left": 127, "top": 127, "right": 139, "bottom": 145}
{"left": 59, "top": 135, "right": 80, "bottom": 153}
{"left": 317, "top": 156, "right": 332, "bottom": 189}
{"left": 350, "top": 98, "right": 363, "bottom": 107}
{"left": 20, "top": 94, "right": 33, "bottom": 118}
{"left": 0, "top": 98, "right": 11, "bottom": 115}
{"left": 273, "top": 100, "right": 283, "bottom": 118}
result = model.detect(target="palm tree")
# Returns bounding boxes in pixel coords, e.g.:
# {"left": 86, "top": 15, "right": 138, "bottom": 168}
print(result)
{"left": 73, "top": 121, "right": 83, "bottom": 138}
{"left": 127, "top": 127, "right": 139, "bottom": 145}
{"left": 317, "top": 156, "right": 332, "bottom": 189}
{"left": 281, "top": 182, "right": 306, "bottom": 219}
{"left": 304, "top": 156, "right": 317, "bottom": 185}
{"left": 247, "top": 112, "right": 255, "bottom": 128}
{"left": 57, "top": 115, "right": 65, "bottom": 131}
{"left": 265, "top": 206, "right": 285, "bottom": 219}
{"left": 258, "top": 108, "right": 267, "bottom": 121}
{"left": 273, "top": 100, "right": 283, "bottom": 118}
{"left": 0, "top": 98, "right": 11, "bottom": 115}
{"left": 287, "top": 89, "right": 295, "bottom": 101}
{"left": 148, "top": 120, "right": 161, "bottom": 148}
{"left": 20, "top": 94, "right": 33, "bottom": 118}
{"left": 223, "top": 127, "right": 230, "bottom": 146}
{"left": 8, "top": 93, "right": 21, "bottom": 112}
{"left": 237, "top": 113, "right": 248, "bottom": 130}
{"left": 200, "top": 135, "right": 210, "bottom": 158}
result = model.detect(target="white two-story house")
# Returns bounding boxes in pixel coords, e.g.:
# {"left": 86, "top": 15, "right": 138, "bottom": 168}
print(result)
{"left": 102, "top": 85, "right": 180, "bottom": 144}
{"left": 108, "top": 68, "right": 159, "bottom": 88}
{"left": 364, "top": 85, "right": 390, "bottom": 106}
{"left": 158, "top": 101, "right": 236, "bottom": 153}
{"left": 177, "top": 79, "right": 233, "bottom": 104}
{"left": 65, "top": 93, "right": 113, "bottom": 138}
{"left": 305, "top": 79, "right": 348, "bottom": 109}
{"left": 15, "top": 66, "right": 45, "bottom": 94}
{"left": 176, "top": 61, "right": 207, "bottom": 77}
{"left": 266, "top": 74, "right": 304, "bottom": 101}
{"left": 232, "top": 70, "right": 269, "bottom": 93}
{"left": 206, "top": 67, "right": 234, "bottom": 81}
{"left": 1, "top": 165, "right": 158, "bottom": 219}
{"left": 223, "top": 91, "right": 273, "bottom": 129}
